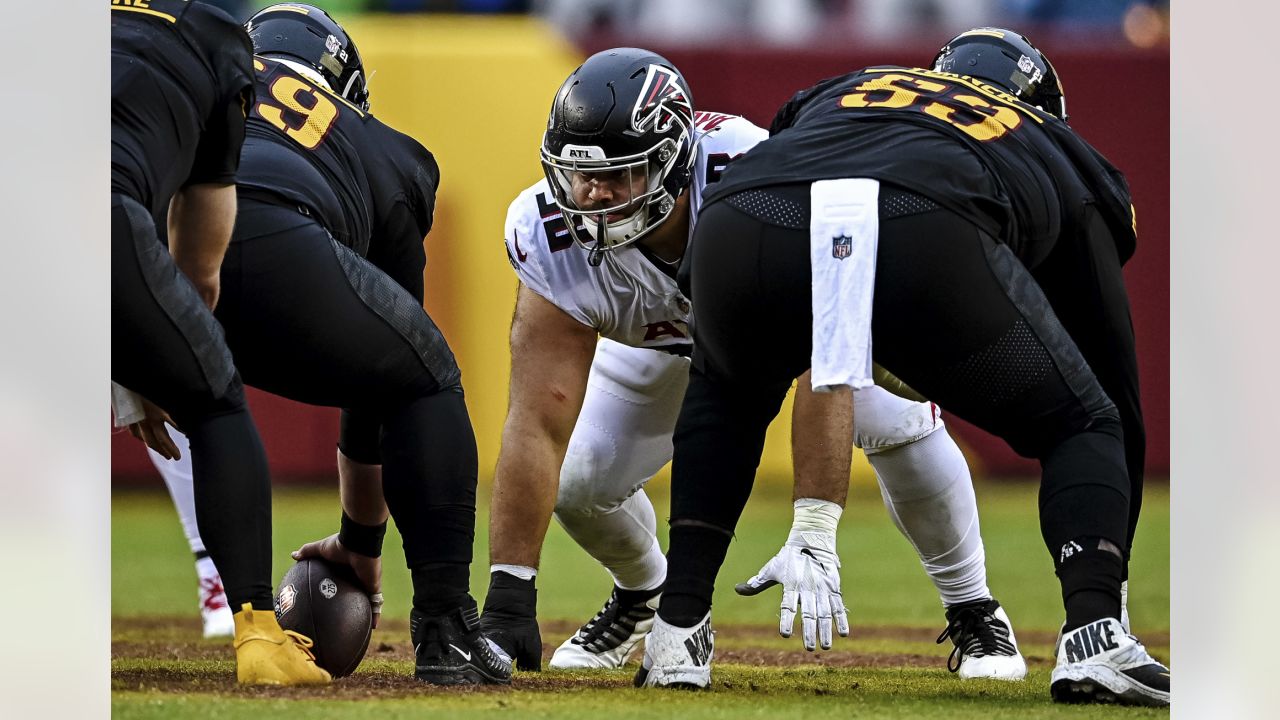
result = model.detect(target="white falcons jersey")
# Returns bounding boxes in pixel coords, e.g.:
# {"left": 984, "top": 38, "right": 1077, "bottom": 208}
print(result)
{"left": 503, "top": 111, "right": 767, "bottom": 352}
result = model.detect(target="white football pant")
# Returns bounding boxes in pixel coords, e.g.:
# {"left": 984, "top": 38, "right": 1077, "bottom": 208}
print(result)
{"left": 555, "top": 338, "right": 991, "bottom": 606}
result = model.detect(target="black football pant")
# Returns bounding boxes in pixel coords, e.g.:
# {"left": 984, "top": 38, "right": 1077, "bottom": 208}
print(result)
{"left": 216, "top": 198, "right": 478, "bottom": 615}
{"left": 661, "top": 183, "right": 1132, "bottom": 627}
{"left": 1029, "top": 205, "right": 1146, "bottom": 564}
{"left": 111, "top": 192, "right": 275, "bottom": 612}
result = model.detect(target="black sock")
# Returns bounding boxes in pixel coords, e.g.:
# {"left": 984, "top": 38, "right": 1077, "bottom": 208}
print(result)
{"left": 1056, "top": 538, "right": 1124, "bottom": 632}
{"left": 658, "top": 524, "right": 732, "bottom": 627}
{"left": 188, "top": 408, "right": 274, "bottom": 612}
{"left": 412, "top": 563, "right": 470, "bottom": 615}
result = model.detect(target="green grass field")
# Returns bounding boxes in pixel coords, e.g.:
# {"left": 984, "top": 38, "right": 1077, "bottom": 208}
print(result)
{"left": 112, "top": 477, "right": 1169, "bottom": 718}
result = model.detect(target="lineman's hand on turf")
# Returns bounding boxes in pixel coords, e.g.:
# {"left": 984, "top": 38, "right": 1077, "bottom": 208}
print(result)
{"left": 735, "top": 498, "right": 849, "bottom": 651}
{"left": 479, "top": 572, "right": 542, "bottom": 671}
{"left": 292, "top": 533, "right": 384, "bottom": 628}
{"left": 127, "top": 397, "right": 181, "bottom": 461}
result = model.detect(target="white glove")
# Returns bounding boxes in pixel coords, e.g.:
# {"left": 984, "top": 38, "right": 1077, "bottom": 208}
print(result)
{"left": 735, "top": 498, "right": 849, "bottom": 651}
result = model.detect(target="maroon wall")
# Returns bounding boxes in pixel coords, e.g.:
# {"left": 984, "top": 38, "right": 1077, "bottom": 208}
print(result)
{"left": 112, "top": 391, "right": 340, "bottom": 484}
{"left": 112, "top": 41, "right": 1168, "bottom": 482}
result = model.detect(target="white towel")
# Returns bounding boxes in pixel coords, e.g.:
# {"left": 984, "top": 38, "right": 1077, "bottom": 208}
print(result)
{"left": 809, "top": 178, "right": 879, "bottom": 393}
{"left": 111, "top": 381, "right": 145, "bottom": 427}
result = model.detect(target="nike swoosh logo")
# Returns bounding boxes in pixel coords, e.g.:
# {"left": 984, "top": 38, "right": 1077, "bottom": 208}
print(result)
{"left": 800, "top": 548, "right": 827, "bottom": 572}
{"left": 514, "top": 229, "right": 528, "bottom": 262}
{"left": 449, "top": 643, "right": 472, "bottom": 661}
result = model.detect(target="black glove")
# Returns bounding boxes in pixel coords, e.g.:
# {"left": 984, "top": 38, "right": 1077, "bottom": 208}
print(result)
{"left": 479, "top": 571, "right": 542, "bottom": 671}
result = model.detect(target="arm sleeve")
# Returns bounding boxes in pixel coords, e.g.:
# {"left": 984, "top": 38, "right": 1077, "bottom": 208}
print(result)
{"left": 367, "top": 154, "right": 439, "bottom": 303}
{"left": 185, "top": 31, "right": 254, "bottom": 187}
{"left": 339, "top": 408, "right": 382, "bottom": 465}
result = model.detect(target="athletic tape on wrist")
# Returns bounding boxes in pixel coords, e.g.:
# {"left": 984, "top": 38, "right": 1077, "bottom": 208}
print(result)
{"left": 788, "top": 498, "right": 842, "bottom": 551}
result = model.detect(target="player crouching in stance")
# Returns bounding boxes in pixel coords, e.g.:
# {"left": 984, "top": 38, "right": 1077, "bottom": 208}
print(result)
{"left": 640, "top": 29, "right": 1168, "bottom": 706}
{"left": 124, "top": 3, "right": 510, "bottom": 686}
{"left": 478, "top": 47, "right": 1024, "bottom": 682}
{"left": 112, "top": 0, "right": 327, "bottom": 685}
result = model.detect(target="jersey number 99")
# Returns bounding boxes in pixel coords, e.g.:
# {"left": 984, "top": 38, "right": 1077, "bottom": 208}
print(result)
{"left": 254, "top": 74, "right": 339, "bottom": 150}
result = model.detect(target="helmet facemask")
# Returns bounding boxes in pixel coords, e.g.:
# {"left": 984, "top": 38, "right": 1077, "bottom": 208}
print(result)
{"left": 540, "top": 133, "right": 688, "bottom": 257}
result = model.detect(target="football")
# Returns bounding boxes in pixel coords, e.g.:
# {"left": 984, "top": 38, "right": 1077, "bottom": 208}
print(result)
{"left": 274, "top": 558, "right": 373, "bottom": 677}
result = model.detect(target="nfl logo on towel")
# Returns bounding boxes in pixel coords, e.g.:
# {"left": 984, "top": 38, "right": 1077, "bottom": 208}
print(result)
{"left": 832, "top": 234, "right": 852, "bottom": 260}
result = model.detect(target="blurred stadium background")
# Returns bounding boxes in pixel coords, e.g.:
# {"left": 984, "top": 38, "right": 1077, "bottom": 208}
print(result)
{"left": 110, "top": 0, "right": 1169, "bottom": 487}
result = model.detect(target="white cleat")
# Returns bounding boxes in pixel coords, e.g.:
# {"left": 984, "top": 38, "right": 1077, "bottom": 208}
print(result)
{"left": 550, "top": 586, "right": 661, "bottom": 669}
{"left": 936, "top": 598, "right": 1027, "bottom": 681}
{"left": 633, "top": 612, "right": 714, "bottom": 689}
{"left": 198, "top": 571, "right": 235, "bottom": 639}
{"left": 1050, "top": 617, "right": 1169, "bottom": 707}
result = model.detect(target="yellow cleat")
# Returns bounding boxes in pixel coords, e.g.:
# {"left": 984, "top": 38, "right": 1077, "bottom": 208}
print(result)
{"left": 233, "top": 603, "right": 332, "bottom": 685}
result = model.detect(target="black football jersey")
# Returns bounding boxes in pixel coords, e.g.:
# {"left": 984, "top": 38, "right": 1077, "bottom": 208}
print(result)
{"left": 237, "top": 57, "right": 439, "bottom": 298}
{"left": 111, "top": 0, "right": 254, "bottom": 219}
{"left": 705, "top": 66, "right": 1136, "bottom": 267}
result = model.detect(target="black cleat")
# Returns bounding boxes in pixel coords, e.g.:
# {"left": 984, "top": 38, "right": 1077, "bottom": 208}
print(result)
{"left": 411, "top": 600, "right": 513, "bottom": 686}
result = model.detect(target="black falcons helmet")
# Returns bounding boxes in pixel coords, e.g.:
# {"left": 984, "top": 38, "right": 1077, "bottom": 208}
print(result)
{"left": 246, "top": 3, "right": 370, "bottom": 111}
{"left": 932, "top": 27, "right": 1066, "bottom": 121}
{"left": 541, "top": 48, "right": 697, "bottom": 258}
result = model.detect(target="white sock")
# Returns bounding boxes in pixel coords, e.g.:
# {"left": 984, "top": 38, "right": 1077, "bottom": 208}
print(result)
{"left": 490, "top": 564, "right": 538, "bottom": 581}
{"left": 195, "top": 556, "right": 220, "bottom": 582}
{"left": 869, "top": 427, "right": 992, "bottom": 606}
{"left": 149, "top": 430, "right": 207, "bottom": 556}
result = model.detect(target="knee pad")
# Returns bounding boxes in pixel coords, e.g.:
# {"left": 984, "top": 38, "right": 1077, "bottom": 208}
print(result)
{"left": 555, "top": 421, "right": 621, "bottom": 516}
{"left": 1004, "top": 391, "right": 1120, "bottom": 460}
{"left": 853, "top": 384, "right": 943, "bottom": 454}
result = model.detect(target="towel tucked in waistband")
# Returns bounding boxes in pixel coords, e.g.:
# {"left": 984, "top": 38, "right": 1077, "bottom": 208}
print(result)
{"left": 809, "top": 178, "right": 880, "bottom": 393}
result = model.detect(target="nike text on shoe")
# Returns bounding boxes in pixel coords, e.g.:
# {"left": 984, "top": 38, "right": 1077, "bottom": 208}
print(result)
{"left": 935, "top": 598, "right": 1027, "bottom": 681}
{"left": 550, "top": 586, "right": 661, "bottom": 669}
{"left": 1050, "top": 617, "right": 1169, "bottom": 707}
{"left": 411, "top": 603, "right": 513, "bottom": 685}
{"left": 633, "top": 612, "right": 713, "bottom": 689}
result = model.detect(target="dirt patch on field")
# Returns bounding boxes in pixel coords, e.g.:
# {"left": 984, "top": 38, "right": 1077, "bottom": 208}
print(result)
{"left": 716, "top": 648, "right": 937, "bottom": 668}
{"left": 112, "top": 616, "right": 1169, "bottom": 699}
{"left": 112, "top": 665, "right": 629, "bottom": 699}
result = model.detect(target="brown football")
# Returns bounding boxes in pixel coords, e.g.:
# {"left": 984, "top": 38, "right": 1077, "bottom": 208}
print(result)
{"left": 274, "top": 558, "right": 372, "bottom": 677}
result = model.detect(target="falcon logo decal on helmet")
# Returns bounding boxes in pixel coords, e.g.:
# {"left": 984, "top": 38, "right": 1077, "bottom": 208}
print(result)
{"left": 632, "top": 65, "right": 693, "bottom": 136}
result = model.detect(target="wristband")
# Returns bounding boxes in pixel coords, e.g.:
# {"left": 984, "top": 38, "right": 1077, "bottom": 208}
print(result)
{"left": 338, "top": 511, "right": 387, "bottom": 558}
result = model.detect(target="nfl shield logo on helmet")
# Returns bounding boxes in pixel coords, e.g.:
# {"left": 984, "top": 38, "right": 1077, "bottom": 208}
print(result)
{"left": 832, "top": 234, "right": 853, "bottom": 260}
